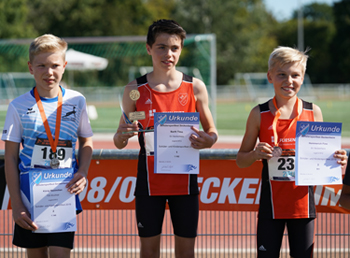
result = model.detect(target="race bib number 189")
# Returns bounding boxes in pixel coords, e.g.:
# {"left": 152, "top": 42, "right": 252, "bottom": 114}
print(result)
{"left": 31, "top": 138, "right": 73, "bottom": 168}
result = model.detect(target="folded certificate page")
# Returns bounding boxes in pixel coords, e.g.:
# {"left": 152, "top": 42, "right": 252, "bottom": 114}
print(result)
{"left": 154, "top": 112, "right": 200, "bottom": 174}
{"left": 30, "top": 168, "right": 77, "bottom": 233}
{"left": 295, "top": 121, "right": 342, "bottom": 186}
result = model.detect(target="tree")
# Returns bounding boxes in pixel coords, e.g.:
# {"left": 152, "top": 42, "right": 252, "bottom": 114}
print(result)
{"left": 26, "top": 0, "right": 175, "bottom": 37}
{"left": 0, "top": 0, "right": 36, "bottom": 38}
{"left": 171, "top": 0, "right": 278, "bottom": 85}
{"left": 292, "top": 3, "right": 334, "bottom": 22}
{"left": 330, "top": 0, "right": 350, "bottom": 83}
{"left": 273, "top": 3, "right": 336, "bottom": 83}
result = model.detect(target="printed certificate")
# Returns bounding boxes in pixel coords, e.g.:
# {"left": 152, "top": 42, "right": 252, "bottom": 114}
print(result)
{"left": 154, "top": 112, "right": 200, "bottom": 174}
{"left": 30, "top": 168, "right": 77, "bottom": 233}
{"left": 295, "top": 121, "right": 342, "bottom": 186}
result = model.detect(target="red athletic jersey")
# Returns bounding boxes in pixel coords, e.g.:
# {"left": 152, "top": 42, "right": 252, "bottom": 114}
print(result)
{"left": 134, "top": 73, "right": 199, "bottom": 196}
{"left": 258, "top": 99, "right": 316, "bottom": 219}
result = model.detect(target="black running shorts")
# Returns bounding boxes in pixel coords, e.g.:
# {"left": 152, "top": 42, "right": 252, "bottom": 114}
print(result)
{"left": 135, "top": 194, "right": 199, "bottom": 238}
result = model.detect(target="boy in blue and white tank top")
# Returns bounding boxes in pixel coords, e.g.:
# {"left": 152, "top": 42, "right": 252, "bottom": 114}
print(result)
{"left": 1, "top": 34, "right": 93, "bottom": 258}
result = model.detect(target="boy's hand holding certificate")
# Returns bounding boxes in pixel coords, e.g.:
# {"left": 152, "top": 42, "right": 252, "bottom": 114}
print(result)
{"left": 295, "top": 121, "right": 342, "bottom": 185}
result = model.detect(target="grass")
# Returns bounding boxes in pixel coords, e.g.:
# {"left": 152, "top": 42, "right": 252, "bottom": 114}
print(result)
{"left": 1, "top": 99, "right": 350, "bottom": 137}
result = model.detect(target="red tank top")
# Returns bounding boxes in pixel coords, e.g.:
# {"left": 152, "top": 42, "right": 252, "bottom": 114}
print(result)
{"left": 134, "top": 73, "right": 199, "bottom": 196}
{"left": 258, "top": 99, "right": 316, "bottom": 219}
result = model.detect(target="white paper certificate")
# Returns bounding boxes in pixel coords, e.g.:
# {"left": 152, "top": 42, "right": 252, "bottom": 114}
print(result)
{"left": 154, "top": 112, "right": 200, "bottom": 174}
{"left": 295, "top": 121, "right": 342, "bottom": 186}
{"left": 30, "top": 168, "right": 77, "bottom": 233}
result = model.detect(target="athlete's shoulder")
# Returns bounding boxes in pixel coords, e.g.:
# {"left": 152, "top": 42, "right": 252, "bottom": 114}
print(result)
{"left": 10, "top": 91, "right": 33, "bottom": 106}
{"left": 63, "top": 88, "right": 88, "bottom": 105}
{"left": 63, "top": 88, "right": 85, "bottom": 98}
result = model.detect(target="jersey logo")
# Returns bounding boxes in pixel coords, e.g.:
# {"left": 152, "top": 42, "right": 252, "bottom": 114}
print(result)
{"left": 149, "top": 109, "right": 156, "bottom": 117}
{"left": 63, "top": 106, "right": 76, "bottom": 118}
{"left": 145, "top": 99, "right": 152, "bottom": 105}
{"left": 26, "top": 107, "right": 36, "bottom": 114}
{"left": 62, "top": 106, "right": 77, "bottom": 121}
{"left": 178, "top": 93, "right": 188, "bottom": 106}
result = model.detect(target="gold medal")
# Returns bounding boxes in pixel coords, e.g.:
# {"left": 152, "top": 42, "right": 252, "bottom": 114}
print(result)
{"left": 129, "top": 90, "right": 140, "bottom": 101}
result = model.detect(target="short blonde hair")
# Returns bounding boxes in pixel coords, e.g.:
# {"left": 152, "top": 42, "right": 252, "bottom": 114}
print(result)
{"left": 29, "top": 34, "right": 67, "bottom": 62}
{"left": 268, "top": 46, "right": 309, "bottom": 74}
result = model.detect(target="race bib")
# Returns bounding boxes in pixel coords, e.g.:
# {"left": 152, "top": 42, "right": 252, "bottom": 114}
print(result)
{"left": 31, "top": 138, "right": 73, "bottom": 168}
{"left": 268, "top": 151, "right": 295, "bottom": 181}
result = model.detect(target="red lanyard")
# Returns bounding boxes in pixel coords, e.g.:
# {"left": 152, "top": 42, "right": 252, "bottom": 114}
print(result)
{"left": 272, "top": 96, "right": 300, "bottom": 147}
{"left": 34, "top": 87, "right": 62, "bottom": 154}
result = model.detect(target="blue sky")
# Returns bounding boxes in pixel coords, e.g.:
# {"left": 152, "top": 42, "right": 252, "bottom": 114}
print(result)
{"left": 264, "top": 0, "right": 342, "bottom": 21}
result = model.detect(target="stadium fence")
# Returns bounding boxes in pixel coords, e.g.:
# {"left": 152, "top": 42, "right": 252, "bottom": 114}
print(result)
{"left": 0, "top": 149, "right": 350, "bottom": 258}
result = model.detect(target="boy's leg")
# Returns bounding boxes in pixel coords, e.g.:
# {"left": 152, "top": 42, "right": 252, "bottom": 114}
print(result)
{"left": 48, "top": 246, "right": 72, "bottom": 258}
{"left": 140, "top": 235, "right": 161, "bottom": 258}
{"left": 27, "top": 247, "right": 48, "bottom": 258}
{"left": 135, "top": 195, "right": 167, "bottom": 258}
{"left": 168, "top": 195, "right": 199, "bottom": 258}
{"left": 287, "top": 218, "right": 314, "bottom": 258}
{"left": 257, "top": 218, "right": 285, "bottom": 258}
{"left": 174, "top": 236, "right": 196, "bottom": 258}
{"left": 27, "top": 246, "right": 71, "bottom": 258}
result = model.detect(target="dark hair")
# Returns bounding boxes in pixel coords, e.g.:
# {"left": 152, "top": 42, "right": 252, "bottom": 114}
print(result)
{"left": 147, "top": 19, "right": 186, "bottom": 48}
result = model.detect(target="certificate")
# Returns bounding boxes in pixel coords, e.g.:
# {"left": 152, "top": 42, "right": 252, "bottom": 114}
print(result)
{"left": 30, "top": 168, "right": 77, "bottom": 233}
{"left": 154, "top": 112, "right": 200, "bottom": 174}
{"left": 295, "top": 121, "right": 342, "bottom": 186}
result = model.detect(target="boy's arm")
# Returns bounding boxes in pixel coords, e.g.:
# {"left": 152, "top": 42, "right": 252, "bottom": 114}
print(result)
{"left": 66, "top": 136, "right": 93, "bottom": 194}
{"left": 236, "top": 106, "right": 273, "bottom": 168}
{"left": 340, "top": 161, "right": 350, "bottom": 209}
{"left": 339, "top": 184, "right": 350, "bottom": 209}
{"left": 313, "top": 104, "right": 323, "bottom": 122}
{"left": 113, "top": 82, "right": 139, "bottom": 149}
{"left": 4, "top": 141, "right": 38, "bottom": 230}
{"left": 191, "top": 78, "right": 218, "bottom": 149}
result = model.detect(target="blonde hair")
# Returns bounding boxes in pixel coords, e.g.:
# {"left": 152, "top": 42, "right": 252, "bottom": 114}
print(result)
{"left": 29, "top": 34, "right": 67, "bottom": 62}
{"left": 268, "top": 46, "right": 309, "bottom": 74}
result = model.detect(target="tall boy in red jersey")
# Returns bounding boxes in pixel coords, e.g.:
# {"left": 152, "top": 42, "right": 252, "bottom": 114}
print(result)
{"left": 113, "top": 20, "right": 218, "bottom": 258}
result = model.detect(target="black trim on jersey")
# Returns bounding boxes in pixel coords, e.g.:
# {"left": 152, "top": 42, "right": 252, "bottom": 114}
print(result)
{"left": 183, "top": 73, "right": 193, "bottom": 83}
{"left": 136, "top": 73, "right": 193, "bottom": 86}
{"left": 302, "top": 99, "right": 313, "bottom": 110}
{"left": 259, "top": 101, "right": 270, "bottom": 112}
{"left": 136, "top": 74, "right": 148, "bottom": 86}
{"left": 259, "top": 99, "right": 314, "bottom": 113}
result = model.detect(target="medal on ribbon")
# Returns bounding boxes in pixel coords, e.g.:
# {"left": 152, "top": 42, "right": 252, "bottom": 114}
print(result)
{"left": 271, "top": 96, "right": 300, "bottom": 158}
{"left": 34, "top": 87, "right": 63, "bottom": 169}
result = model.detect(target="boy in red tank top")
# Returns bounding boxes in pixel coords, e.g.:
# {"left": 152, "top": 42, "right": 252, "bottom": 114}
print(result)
{"left": 113, "top": 19, "right": 218, "bottom": 258}
{"left": 236, "top": 46, "right": 348, "bottom": 258}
